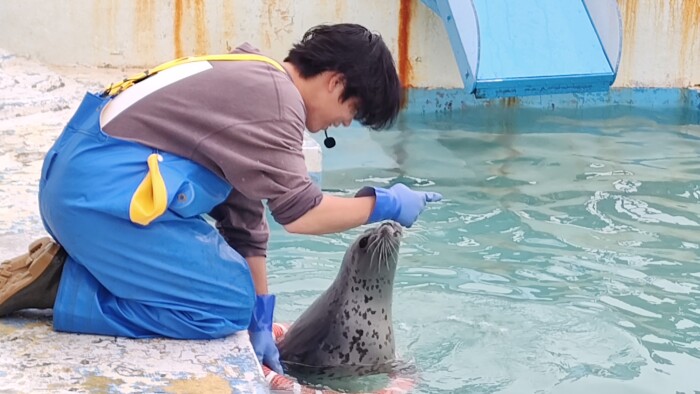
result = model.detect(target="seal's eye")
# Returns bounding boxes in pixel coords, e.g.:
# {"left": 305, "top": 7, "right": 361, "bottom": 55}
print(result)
{"left": 359, "top": 236, "right": 370, "bottom": 248}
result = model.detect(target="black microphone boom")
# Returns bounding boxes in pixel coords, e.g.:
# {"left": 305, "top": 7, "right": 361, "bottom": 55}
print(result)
{"left": 323, "top": 129, "right": 336, "bottom": 149}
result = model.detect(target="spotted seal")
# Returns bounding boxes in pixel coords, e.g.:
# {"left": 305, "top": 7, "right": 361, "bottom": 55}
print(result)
{"left": 278, "top": 221, "right": 403, "bottom": 380}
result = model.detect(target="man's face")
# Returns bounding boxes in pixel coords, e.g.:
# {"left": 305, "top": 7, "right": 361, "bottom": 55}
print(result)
{"left": 305, "top": 73, "right": 359, "bottom": 133}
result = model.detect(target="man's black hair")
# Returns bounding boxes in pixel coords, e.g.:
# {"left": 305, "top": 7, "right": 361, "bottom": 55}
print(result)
{"left": 285, "top": 23, "right": 401, "bottom": 130}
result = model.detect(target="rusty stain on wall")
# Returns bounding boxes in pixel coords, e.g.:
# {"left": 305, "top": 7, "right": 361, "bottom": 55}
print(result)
{"left": 680, "top": 0, "right": 700, "bottom": 84}
{"left": 94, "top": 0, "right": 120, "bottom": 59}
{"left": 311, "top": 0, "right": 346, "bottom": 26}
{"left": 222, "top": 0, "right": 236, "bottom": 50}
{"left": 135, "top": 0, "right": 155, "bottom": 57}
{"left": 173, "top": 0, "right": 209, "bottom": 58}
{"left": 193, "top": 0, "right": 209, "bottom": 55}
{"left": 680, "top": 0, "right": 700, "bottom": 50}
{"left": 263, "top": 0, "right": 277, "bottom": 48}
{"left": 174, "top": 0, "right": 184, "bottom": 57}
{"left": 651, "top": 0, "right": 698, "bottom": 85}
{"left": 261, "top": 0, "right": 294, "bottom": 50}
{"left": 617, "top": 0, "right": 698, "bottom": 87}
{"left": 334, "top": 1, "right": 346, "bottom": 20}
{"left": 398, "top": 0, "right": 415, "bottom": 107}
{"left": 617, "top": 0, "right": 639, "bottom": 84}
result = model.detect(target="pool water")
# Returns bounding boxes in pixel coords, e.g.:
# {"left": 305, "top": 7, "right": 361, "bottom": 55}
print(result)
{"left": 269, "top": 106, "right": 700, "bottom": 393}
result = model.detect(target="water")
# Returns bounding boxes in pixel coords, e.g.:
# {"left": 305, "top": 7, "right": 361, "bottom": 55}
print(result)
{"left": 269, "top": 106, "right": 700, "bottom": 393}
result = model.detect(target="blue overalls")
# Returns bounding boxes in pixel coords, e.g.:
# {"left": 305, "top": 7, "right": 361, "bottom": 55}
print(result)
{"left": 38, "top": 55, "right": 278, "bottom": 338}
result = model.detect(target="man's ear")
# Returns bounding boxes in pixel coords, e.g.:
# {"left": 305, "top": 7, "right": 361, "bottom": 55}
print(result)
{"left": 328, "top": 72, "right": 345, "bottom": 92}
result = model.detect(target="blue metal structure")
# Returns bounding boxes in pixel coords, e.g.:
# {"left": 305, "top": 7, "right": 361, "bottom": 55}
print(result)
{"left": 421, "top": 0, "right": 622, "bottom": 98}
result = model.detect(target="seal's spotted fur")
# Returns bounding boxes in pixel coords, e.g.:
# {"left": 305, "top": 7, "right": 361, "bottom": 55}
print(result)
{"left": 278, "top": 221, "right": 402, "bottom": 378}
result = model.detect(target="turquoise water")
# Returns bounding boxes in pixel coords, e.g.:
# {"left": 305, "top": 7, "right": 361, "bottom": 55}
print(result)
{"left": 269, "top": 106, "right": 700, "bottom": 394}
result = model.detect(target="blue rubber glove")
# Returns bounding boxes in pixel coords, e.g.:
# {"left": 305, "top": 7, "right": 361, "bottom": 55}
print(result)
{"left": 356, "top": 183, "right": 443, "bottom": 227}
{"left": 248, "top": 294, "right": 284, "bottom": 375}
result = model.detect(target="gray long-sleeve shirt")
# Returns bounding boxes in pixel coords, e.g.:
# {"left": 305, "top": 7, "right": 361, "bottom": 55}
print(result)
{"left": 102, "top": 44, "right": 323, "bottom": 257}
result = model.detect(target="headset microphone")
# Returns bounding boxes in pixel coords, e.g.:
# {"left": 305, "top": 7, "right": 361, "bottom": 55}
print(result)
{"left": 323, "top": 129, "right": 336, "bottom": 149}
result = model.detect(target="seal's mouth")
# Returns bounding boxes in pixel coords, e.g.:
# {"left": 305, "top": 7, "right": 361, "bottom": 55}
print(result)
{"left": 356, "top": 221, "right": 402, "bottom": 273}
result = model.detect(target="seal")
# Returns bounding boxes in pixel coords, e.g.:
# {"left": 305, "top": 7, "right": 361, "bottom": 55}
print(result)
{"left": 278, "top": 221, "right": 403, "bottom": 380}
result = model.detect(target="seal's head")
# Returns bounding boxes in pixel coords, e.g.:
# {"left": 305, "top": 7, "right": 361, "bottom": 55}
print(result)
{"left": 345, "top": 221, "right": 402, "bottom": 282}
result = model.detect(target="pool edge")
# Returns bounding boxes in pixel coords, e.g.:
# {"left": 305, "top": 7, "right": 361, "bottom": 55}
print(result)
{"left": 403, "top": 87, "right": 700, "bottom": 115}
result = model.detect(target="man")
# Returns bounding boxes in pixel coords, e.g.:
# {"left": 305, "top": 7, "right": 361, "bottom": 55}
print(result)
{"left": 0, "top": 24, "right": 441, "bottom": 374}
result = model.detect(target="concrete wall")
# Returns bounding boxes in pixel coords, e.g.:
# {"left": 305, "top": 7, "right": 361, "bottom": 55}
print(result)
{"left": 0, "top": 0, "right": 698, "bottom": 89}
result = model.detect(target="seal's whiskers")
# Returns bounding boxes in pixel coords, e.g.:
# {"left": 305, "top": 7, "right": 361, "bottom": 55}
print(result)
{"left": 368, "top": 236, "right": 384, "bottom": 272}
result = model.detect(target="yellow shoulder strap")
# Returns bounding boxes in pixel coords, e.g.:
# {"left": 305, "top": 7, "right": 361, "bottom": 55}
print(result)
{"left": 102, "top": 53, "right": 286, "bottom": 97}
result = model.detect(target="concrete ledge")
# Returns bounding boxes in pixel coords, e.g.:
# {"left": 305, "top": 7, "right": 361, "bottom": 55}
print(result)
{"left": 0, "top": 311, "right": 268, "bottom": 394}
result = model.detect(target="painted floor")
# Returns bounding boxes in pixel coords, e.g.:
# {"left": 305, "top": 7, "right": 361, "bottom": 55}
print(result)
{"left": 0, "top": 311, "right": 268, "bottom": 394}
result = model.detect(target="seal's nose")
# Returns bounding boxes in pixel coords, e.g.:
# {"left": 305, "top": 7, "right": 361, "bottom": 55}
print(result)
{"left": 379, "top": 221, "right": 402, "bottom": 237}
